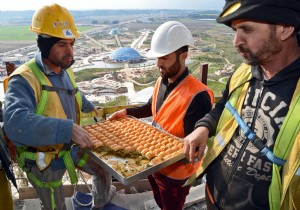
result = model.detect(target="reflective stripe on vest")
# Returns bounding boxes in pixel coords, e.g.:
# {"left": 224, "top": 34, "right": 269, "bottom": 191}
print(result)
{"left": 152, "top": 75, "right": 213, "bottom": 179}
{"left": 26, "top": 59, "right": 82, "bottom": 117}
{"left": 19, "top": 59, "right": 81, "bottom": 176}
{"left": 7, "top": 59, "right": 84, "bottom": 190}
{"left": 5, "top": 60, "right": 87, "bottom": 210}
{"left": 269, "top": 79, "right": 300, "bottom": 210}
{"left": 184, "top": 64, "right": 252, "bottom": 186}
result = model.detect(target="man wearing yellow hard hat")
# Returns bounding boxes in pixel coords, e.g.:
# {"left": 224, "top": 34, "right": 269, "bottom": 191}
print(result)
{"left": 3, "top": 4, "right": 115, "bottom": 210}
{"left": 184, "top": 0, "right": 300, "bottom": 210}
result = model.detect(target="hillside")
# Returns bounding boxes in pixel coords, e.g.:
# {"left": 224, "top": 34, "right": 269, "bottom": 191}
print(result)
{"left": 0, "top": 11, "right": 241, "bottom": 99}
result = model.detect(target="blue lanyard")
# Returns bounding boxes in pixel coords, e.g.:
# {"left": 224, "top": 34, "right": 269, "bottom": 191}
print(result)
{"left": 225, "top": 101, "right": 286, "bottom": 166}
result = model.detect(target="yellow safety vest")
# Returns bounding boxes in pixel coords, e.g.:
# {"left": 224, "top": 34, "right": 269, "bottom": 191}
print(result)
{"left": 7, "top": 59, "right": 82, "bottom": 151}
{"left": 185, "top": 63, "right": 300, "bottom": 210}
{"left": 4, "top": 59, "right": 85, "bottom": 210}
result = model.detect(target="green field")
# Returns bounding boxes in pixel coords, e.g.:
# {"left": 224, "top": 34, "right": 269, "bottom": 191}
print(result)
{"left": 0, "top": 25, "right": 95, "bottom": 41}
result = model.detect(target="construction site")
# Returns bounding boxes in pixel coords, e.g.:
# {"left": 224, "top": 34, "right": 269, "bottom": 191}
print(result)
{"left": 0, "top": 8, "right": 235, "bottom": 210}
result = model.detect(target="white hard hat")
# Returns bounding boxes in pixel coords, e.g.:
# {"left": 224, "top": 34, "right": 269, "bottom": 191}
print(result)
{"left": 146, "top": 21, "right": 195, "bottom": 58}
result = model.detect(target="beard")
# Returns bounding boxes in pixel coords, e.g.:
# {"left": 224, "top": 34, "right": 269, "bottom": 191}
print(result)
{"left": 159, "top": 55, "right": 182, "bottom": 80}
{"left": 237, "top": 46, "right": 261, "bottom": 65}
{"left": 237, "top": 28, "right": 281, "bottom": 66}
{"left": 49, "top": 54, "right": 74, "bottom": 69}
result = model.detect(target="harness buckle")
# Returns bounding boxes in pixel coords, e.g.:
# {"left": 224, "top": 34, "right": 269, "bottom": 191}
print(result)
{"left": 52, "top": 149, "right": 60, "bottom": 160}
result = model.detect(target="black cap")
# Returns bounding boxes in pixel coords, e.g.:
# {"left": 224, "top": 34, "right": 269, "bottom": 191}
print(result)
{"left": 37, "top": 35, "right": 61, "bottom": 58}
{"left": 217, "top": 0, "right": 300, "bottom": 27}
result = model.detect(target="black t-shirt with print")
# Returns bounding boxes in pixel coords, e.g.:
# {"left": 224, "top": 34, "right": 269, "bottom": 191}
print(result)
{"left": 198, "top": 58, "right": 300, "bottom": 210}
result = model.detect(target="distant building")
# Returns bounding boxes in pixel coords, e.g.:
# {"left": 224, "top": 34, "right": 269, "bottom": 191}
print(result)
{"left": 107, "top": 47, "right": 146, "bottom": 63}
{"left": 109, "top": 28, "right": 121, "bottom": 36}
{"left": 0, "top": 56, "right": 26, "bottom": 77}
{"left": 27, "top": 52, "right": 36, "bottom": 59}
{"left": 1, "top": 56, "right": 26, "bottom": 70}
{"left": 129, "top": 86, "right": 154, "bottom": 104}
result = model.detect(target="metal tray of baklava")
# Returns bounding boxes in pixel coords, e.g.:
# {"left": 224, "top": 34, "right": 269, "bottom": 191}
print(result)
{"left": 84, "top": 116, "right": 186, "bottom": 185}
{"left": 87, "top": 150, "right": 185, "bottom": 185}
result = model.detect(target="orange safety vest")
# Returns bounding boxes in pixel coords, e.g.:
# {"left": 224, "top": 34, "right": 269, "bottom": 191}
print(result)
{"left": 152, "top": 75, "right": 214, "bottom": 179}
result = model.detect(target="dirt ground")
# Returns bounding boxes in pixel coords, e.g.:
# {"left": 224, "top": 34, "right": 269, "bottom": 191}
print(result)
{"left": 0, "top": 40, "right": 36, "bottom": 53}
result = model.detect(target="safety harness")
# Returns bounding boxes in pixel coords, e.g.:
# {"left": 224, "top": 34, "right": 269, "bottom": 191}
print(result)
{"left": 219, "top": 80, "right": 300, "bottom": 209}
{"left": 14, "top": 60, "right": 88, "bottom": 210}
{"left": 225, "top": 101, "right": 286, "bottom": 166}
{"left": 185, "top": 63, "right": 300, "bottom": 209}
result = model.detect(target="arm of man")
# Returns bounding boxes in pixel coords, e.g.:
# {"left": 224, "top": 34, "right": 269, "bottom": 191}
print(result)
{"left": 183, "top": 91, "right": 212, "bottom": 136}
{"left": 109, "top": 97, "right": 153, "bottom": 120}
{"left": 3, "top": 75, "right": 73, "bottom": 147}
{"left": 80, "top": 93, "right": 99, "bottom": 116}
{"left": 184, "top": 79, "right": 230, "bottom": 163}
{"left": 72, "top": 123, "right": 93, "bottom": 148}
{"left": 80, "top": 93, "right": 95, "bottom": 113}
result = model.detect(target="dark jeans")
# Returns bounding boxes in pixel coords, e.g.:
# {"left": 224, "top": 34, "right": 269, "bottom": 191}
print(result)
{"left": 205, "top": 184, "right": 219, "bottom": 210}
{"left": 148, "top": 172, "right": 191, "bottom": 210}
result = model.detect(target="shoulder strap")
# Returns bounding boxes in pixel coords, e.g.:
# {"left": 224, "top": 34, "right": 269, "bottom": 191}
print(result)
{"left": 25, "top": 60, "right": 48, "bottom": 115}
{"left": 225, "top": 101, "right": 286, "bottom": 166}
{"left": 26, "top": 61, "right": 82, "bottom": 115}
{"left": 269, "top": 78, "right": 300, "bottom": 210}
{"left": 273, "top": 78, "right": 300, "bottom": 161}
{"left": 66, "top": 69, "right": 82, "bottom": 109}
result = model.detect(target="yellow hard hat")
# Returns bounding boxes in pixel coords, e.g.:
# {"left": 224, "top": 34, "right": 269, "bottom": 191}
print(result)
{"left": 30, "top": 3, "right": 80, "bottom": 39}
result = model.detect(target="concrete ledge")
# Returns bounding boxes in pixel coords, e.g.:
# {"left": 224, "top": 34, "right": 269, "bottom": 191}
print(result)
{"left": 14, "top": 184, "right": 206, "bottom": 210}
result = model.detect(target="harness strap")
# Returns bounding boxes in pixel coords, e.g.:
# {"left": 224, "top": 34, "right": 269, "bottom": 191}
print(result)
{"left": 18, "top": 149, "right": 66, "bottom": 162}
{"left": 17, "top": 148, "right": 92, "bottom": 209}
{"left": 261, "top": 147, "right": 286, "bottom": 166}
{"left": 17, "top": 149, "right": 78, "bottom": 183}
{"left": 76, "top": 153, "right": 89, "bottom": 168}
{"left": 66, "top": 69, "right": 83, "bottom": 110}
{"left": 25, "top": 60, "right": 48, "bottom": 115}
{"left": 19, "top": 158, "right": 62, "bottom": 210}
{"left": 62, "top": 151, "right": 78, "bottom": 184}
{"left": 26, "top": 170, "right": 62, "bottom": 210}
{"left": 225, "top": 101, "right": 286, "bottom": 166}
{"left": 17, "top": 149, "right": 79, "bottom": 209}
{"left": 42, "top": 85, "right": 79, "bottom": 95}
{"left": 13, "top": 60, "right": 85, "bottom": 209}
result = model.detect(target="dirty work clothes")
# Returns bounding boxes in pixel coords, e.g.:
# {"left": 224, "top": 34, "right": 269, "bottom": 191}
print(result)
{"left": 148, "top": 172, "right": 191, "bottom": 210}
{"left": 127, "top": 68, "right": 212, "bottom": 209}
{"left": 26, "top": 146, "right": 112, "bottom": 210}
{"left": 196, "top": 57, "right": 300, "bottom": 209}
{"left": 3, "top": 53, "right": 94, "bottom": 148}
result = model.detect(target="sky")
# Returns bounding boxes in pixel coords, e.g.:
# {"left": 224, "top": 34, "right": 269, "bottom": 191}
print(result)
{"left": 0, "top": 0, "right": 222, "bottom": 11}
